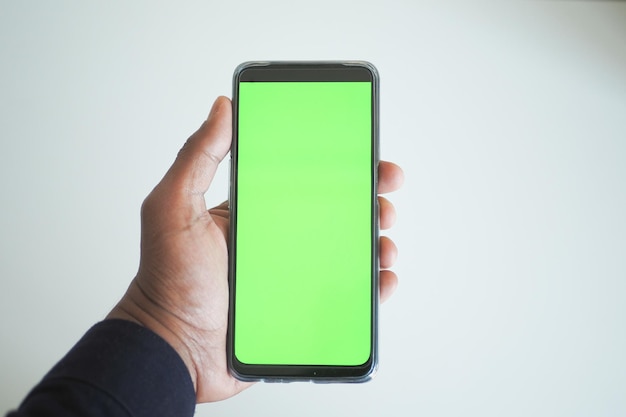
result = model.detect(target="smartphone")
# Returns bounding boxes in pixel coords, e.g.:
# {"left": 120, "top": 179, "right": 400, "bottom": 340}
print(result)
{"left": 228, "top": 61, "right": 379, "bottom": 382}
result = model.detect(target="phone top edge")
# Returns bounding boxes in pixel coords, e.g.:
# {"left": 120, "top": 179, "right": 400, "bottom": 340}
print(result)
{"left": 233, "top": 61, "right": 378, "bottom": 83}
{"left": 235, "top": 60, "right": 376, "bottom": 68}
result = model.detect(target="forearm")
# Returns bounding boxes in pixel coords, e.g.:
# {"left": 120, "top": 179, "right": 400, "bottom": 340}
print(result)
{"left": 7, "top": 320, "right": 195, "bottom": 417}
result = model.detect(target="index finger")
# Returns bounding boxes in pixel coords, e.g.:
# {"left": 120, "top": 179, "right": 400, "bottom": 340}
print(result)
{"left": 378, "top": 161, "right": 404, "bottom": 194}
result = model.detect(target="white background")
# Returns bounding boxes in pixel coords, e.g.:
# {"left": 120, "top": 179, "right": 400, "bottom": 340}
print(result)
{"left": 1, "top": 1, "right": 625, "bottom": 416}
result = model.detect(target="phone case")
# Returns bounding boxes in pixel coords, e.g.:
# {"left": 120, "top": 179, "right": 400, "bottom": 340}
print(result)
{"left": 228, "top": 61, "right": 380, "bottom": 383}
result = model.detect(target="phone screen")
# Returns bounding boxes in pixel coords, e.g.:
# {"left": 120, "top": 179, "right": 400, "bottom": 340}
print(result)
{"left": 229, "top": 62, "right": 379, "bottom": 381}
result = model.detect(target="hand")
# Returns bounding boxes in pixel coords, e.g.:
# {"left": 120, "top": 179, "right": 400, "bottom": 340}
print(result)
{"left": 107, "top": 96, "right": 404, "bottom": 403}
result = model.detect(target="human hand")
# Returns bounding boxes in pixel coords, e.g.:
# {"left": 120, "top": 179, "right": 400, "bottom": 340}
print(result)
{"left": 107, "top": 96, "right": 404, "bottom": 403}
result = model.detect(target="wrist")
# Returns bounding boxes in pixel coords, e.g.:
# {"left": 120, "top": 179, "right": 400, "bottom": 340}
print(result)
{"left": 107, "top": 282, "right": 199, "bottom": 394}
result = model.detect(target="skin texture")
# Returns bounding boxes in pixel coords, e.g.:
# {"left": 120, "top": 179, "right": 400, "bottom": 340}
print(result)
{"left": 107, "top": 96, "right": 404, "bottom": 403}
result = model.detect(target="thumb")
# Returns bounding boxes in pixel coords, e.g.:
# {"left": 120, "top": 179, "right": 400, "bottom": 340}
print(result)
{"left": 157, "top": 96, "right": 232, "bottom": 213}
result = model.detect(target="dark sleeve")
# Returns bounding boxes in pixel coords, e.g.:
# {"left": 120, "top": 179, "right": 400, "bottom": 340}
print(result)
{"left": 7, "top": 319, "right": 196, "bottom": 417}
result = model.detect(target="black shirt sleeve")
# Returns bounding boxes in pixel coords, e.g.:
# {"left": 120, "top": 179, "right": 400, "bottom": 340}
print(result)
{"left": 7, "top": 319, "right": 196, "bottom": 417}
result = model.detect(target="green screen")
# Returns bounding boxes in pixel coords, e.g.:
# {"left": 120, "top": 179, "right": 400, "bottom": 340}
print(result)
{"left": 234, "top": 81, "right": 373, "bottom": 366}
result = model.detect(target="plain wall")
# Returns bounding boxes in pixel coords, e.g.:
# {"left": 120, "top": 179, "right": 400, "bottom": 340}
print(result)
{"left": 1, "top": 1, "right": 625, "bottom": 416}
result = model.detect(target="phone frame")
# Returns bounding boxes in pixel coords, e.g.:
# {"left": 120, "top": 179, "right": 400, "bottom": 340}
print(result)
{"left": 228, "top": 61, "right": 380, "bottom": 383}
